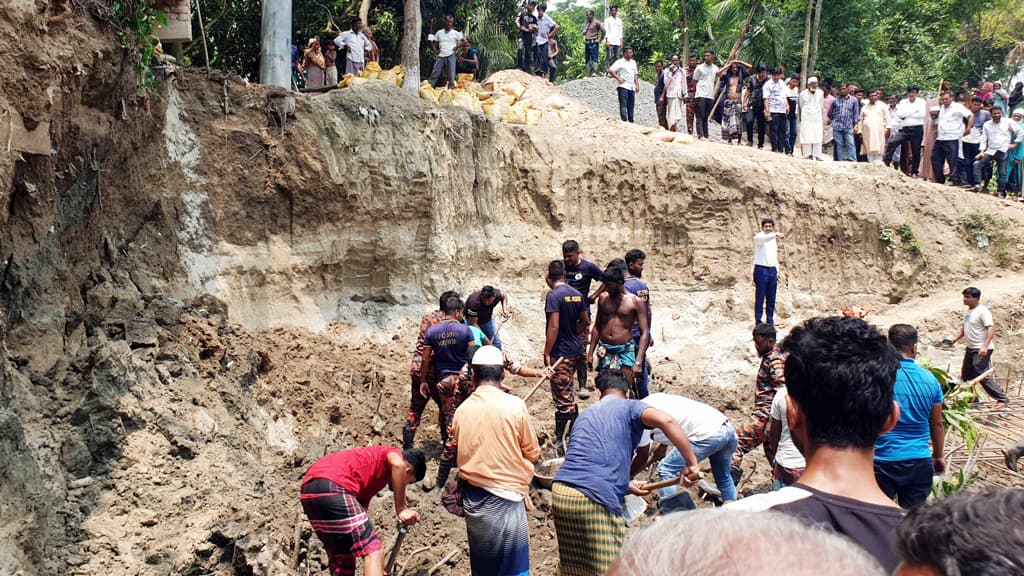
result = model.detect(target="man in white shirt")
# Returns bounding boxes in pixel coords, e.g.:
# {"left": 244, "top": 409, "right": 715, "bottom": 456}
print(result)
{"left": 607, "top": 47, "right": 639, "bottom": 123}
{"left": 604, "top": 5, "right": 623, "bottom": 73}
{"left": 333, "top": 18, "right": 371, "bottom": 76}
{"left": 691, "top": 50, "right": 719, "bottom": 140}
{"left": 753, "top": 218, "right": 786, "bottom": 326}
{"left": 959, "top": 99, "right": 991, "bottom": 188}
{"left": 767, "top": 386, "right": 806, "bottom": 488}
{"left": 533, "top": 3, "right": 558, "bottom": 79}
{"left": 428, "top": 14, "right": 464, "bottom": 89}
{"left": 661, "top": 54, "right": 686, "bottom": 131}
{"left": 930, "top": 90, "right": 971, "bottom": 185}
{"left": 884, "top": 85, "right": 927, "bottom": 177}
{"left": 950, "top": 287, "right": 1008, "bottom": 405}
{"left": 972, "top": 106, "right": 1024, "bottom": 196}
{"left": 762, "top": 67, "right": 790, "bottom": 154}
{"left": 631, "top": 393, "right": 738, "bottom": 503}
{"left": 798, "top": 76, "right": 825, "bottom": 160}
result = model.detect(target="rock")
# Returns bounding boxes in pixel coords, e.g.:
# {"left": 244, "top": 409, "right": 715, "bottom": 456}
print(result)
{"left": 69, "top": 476, "right": 95, "bottom": 489}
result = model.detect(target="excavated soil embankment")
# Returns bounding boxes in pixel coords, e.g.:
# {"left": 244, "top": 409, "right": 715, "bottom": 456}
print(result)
{"left": 2, "top": 8, "right": 1024, "bottom": 574}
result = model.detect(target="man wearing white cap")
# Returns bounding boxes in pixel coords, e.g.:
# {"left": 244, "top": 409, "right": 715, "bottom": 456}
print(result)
{"left": 438, "top": 345, "right": 540, "bottom": 576}
{"left": 798, "top": 77, "right": 825, "bottom": 160}
{"left": 1008, "top": 108, "right": 1024, "bottom": 198}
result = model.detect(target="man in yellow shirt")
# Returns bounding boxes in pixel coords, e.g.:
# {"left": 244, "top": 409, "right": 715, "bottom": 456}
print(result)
{"left": 444, "top": 346, "right": 540, "bottom": 575}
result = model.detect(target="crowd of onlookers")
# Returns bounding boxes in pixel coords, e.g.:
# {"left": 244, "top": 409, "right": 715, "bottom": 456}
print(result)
{"left": 292, "top": 16, "right": 482, "bottom": 91}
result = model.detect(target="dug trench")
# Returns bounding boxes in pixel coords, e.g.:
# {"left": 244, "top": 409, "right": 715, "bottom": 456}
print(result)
{"left": 2, "top": 19, "right": 1024, "bottom": 575}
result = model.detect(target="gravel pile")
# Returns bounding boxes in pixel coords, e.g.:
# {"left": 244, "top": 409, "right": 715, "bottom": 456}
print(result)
{"left": 559, "top": 76, "right": 659, "bottom": 126}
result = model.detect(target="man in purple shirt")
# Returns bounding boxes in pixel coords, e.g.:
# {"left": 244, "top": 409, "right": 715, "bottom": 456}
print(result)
{"left": 545, "top": 260, "right": 591, "bottom": 451}
{"left": 563, "top": 240, "right": 602, "bottom": 397}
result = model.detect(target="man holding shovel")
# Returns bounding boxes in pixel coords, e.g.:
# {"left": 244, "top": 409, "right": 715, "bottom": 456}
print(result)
{"left": 552, "top": 369, "right": 701, "bottom": 576}
{"left": 300, "top": 446, "right": 425, "bottom": 576}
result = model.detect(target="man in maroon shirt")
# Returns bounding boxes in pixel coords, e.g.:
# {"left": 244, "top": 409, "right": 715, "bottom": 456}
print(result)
{"left": 301, "top": 446, "right": 426, "bottom": 576}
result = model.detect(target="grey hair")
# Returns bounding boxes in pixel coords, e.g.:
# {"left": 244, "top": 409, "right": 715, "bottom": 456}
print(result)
{"left": 611, "top": 509, "right": 886, "bottom": 576}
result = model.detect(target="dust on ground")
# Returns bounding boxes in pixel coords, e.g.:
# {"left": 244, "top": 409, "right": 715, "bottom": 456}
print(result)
{"left": 2, "top": 10, "right": 1024, "bottom": 573}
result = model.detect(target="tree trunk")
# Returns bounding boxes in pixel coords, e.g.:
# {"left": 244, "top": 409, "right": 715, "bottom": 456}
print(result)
{"left": 401, "top": 0, "right": 421, "bottom": 92}
{"left": 359, "top": 0, "right": 371, "bottom": 27}
{"left": 681, "top": 0, "right": 690, "bottom": 60}
{"left": 799, "top": 0, "right": 813, "bottom": 89}
{"left": 808, "top": 0, "right": 823, "bottom": 76}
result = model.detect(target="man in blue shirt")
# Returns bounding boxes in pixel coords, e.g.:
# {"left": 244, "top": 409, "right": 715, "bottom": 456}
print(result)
{"left": 874, "top": 324, "right": 945, "bottom": 508}
{"left": 552, "top": 369, "right": 700, "bottom": 576}
{"left": 544, "top": 260, "right": 590, "bottom": 450}
{"left": 420, "top": 296, "right": 477, "bottom": 444}
{"left": 562, "top": 240, "right": 602, "bottom": 397}
{"left": 828, "top": 84, "right": 862, "bottom": 162}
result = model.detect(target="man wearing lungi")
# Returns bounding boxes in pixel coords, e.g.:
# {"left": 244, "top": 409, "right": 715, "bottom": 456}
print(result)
{"left": 445, "top": 346, "right": 540, "bottom": 575}
{"left": 551, "top": 369, "right": 701, "bottom": 575}
{"left": 300, "top": 446, "right": 425, "bottom": 576}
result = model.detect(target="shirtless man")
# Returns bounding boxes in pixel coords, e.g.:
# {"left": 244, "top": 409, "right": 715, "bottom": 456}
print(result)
{"left": 588, "top": 266, "right": 649, "bottom": 397}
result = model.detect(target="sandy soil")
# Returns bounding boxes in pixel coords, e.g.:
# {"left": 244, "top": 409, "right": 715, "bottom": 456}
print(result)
{"left": 1, "top": 9, "right": 1024, "bottom": 573}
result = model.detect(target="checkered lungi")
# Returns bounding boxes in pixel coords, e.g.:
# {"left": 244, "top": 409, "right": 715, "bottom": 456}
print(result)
{"left": 551, "top": 482, "right": 625, "bottom": 576}
{"left": 300, "top": 479, "right": 381, "bottom": 576}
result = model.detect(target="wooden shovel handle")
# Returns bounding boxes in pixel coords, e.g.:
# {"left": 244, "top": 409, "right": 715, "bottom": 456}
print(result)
{"left": 641, "top": 475, "right": 683, "bottom": 490}
{"left": 523, "top": 357, "right": 564, "bottom": 402}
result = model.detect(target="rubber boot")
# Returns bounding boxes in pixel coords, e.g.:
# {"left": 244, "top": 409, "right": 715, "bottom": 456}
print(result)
{"left": 577, "top": 362, "right": 590, "bottom": 399}
{"left": 554, "top": 411, "right": 570, "bottom": 454}
{"left": 565, "top": 407, "right": 579, "bottom": 447}
{"left": 435, "top": 460, "right": 454, "bottom": 491}
{"left": 1004, "top": 440, "right": 1024, "bottom": 472}
{"left": 402, "top": 425, "right": 416, "bottom": 450}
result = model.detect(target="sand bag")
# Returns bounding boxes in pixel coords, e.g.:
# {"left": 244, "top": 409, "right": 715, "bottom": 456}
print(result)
{"left": 419, "top": 83, "right": 439, "bottom": 103}
{"left": 502, "top": 81, "right": 527, "bottom": 99}
{"left": 544, "top": 95, "right": 569, "bottom": 110}
{"left": 456, "top": 73, "right": 475, "bottom": 89}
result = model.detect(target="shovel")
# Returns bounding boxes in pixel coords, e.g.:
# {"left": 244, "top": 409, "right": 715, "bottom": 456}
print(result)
{"left": 385, "top": 524, "right": 408, "bottom": 575}
{"left": 523, "top": 357, "right": 564, "bottom": 402}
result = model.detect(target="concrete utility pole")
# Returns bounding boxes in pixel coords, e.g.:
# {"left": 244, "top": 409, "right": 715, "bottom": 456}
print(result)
{"left": 260, "top": 0, "right": 293, "bottom": 88}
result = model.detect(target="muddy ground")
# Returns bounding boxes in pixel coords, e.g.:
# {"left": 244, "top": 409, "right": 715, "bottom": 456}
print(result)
{"left": 1, "top": 5, "right": 1024, "bottom": 575}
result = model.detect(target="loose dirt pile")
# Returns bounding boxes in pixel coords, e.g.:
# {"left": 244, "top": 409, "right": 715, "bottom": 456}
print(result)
{"left": 2, "top": 8, "right": 1024, "bottom": 575}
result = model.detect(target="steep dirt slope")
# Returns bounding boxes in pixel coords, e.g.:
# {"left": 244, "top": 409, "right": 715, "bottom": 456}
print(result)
{"left": 2, "top": 5, "right": 1024, "bottom": 574}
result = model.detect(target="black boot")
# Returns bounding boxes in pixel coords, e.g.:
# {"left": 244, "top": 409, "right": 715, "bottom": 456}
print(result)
{"left": 402, "top": 425, "right": 416, "bottom": 450}
{"left": 435, "top": 459, "right": 454, "bottom": 490}
{"left": 554, "top": 411, "right": 570, "bottom": 453}
{"left": 577, "top": 362, "right": 590, "bottom": 399}
{"left": 1004, "top": 440, "right": 1024, "bottom": 472}
{"left": 565, "top": 407, "right": 579, "bottom": 447}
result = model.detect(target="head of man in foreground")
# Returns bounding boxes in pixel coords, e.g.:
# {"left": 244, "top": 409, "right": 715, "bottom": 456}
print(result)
{"left": 895, "top": 487, "right": 1024, "bottom": 576}
{"left": 609, "top": 509, "right": 885, "bottom": 575}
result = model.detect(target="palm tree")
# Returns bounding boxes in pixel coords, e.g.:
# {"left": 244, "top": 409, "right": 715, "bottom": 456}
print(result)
{"left": 464, "top": 3, "right": 517, "bottom": 76}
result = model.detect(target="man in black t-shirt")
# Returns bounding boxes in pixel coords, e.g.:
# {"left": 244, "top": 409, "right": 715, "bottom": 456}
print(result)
{"left": 562, "top": 240, "right": 602, "bottom": 397}
{"left": 515, "top": 1, "right": 538, "bottom": 73}
{"left": 728, "top": 317, "right": 905, "bottom": 573}
{"left": 465, "top": 285, "right": 510, "bottom": 350}
{"left": 744, "top": 64, "right": 769, "bottom": 148}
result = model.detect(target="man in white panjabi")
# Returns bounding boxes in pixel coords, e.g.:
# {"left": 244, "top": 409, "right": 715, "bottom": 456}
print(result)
{"left": 798, "top": 76, "right": 825, "bottom": 160}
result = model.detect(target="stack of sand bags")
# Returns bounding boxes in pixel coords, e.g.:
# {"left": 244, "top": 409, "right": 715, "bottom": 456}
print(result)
{"left": 417, "top": 78, "right": 570, "bottom": 125}
{"left": 337, "top": 63, "right": 405, "bottom": 88}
